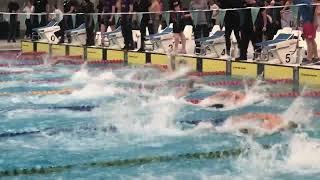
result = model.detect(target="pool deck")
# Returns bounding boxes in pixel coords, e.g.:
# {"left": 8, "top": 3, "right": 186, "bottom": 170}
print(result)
{"left": 0, "top": 40, "right": 21, "bottom": 51}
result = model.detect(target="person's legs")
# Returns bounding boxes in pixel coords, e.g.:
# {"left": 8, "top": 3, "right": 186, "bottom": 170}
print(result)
{"left": 86, "top": 17, "right": 95, "bottom": 46}
{"left": 303, "top": 22, "right": 317, "bottom": 61}
{"left": 121, "top": 16, "right": 129, "bottom": 49}
{"left": 174, "top": 33, "right": 180, "bottom": 51}
{"left": 12, "top": 17, "right": 17, "bottom": 42}
{"left": 26, "top": 19, "right": 32, "bottom": 38}
{"left": 180, "top": 32, "right": 186, "bottom": 53}
{"left": 65, "top": 15, "right": 73, "bottom": 43}
{"left": 224, "top": 23, "right": 232, "bottom": 55}
{"left": 87, "top": 24, "right": 95, "bottom": 46}
{"left": 8, "top": 19, "right": 13, "bottom": 42}
{"left": 306, "top": 39, "right": 313, "bottom": 60}
{"left": 100, "top": 19, "right": 106, "bottom": 46}
{"left": 139, "top": 18, "right": 148, "bottom": 51}
{"left": 121, "top": 15, "right": 134, "bottom": 49}
{"left": 252, "top": 30, "right": 263, "bottom": 52}
{"left": 127, "top": 17, "right": 134, "bottom": 49}
{"left": 193, "top": 25, "right": 202, "bottom": 54}
{"left": 239, "top": 30, "right": 250, "bottom": 60}
{"left": 57, "top": 18, "right": 66, "bottom": 43}
{"left": 312, "top": 40, "right": 319, "bottom": 59}
{"left": 203, "top": 24, "right": 209, "bottom": 38}
{"left": 40, "top": 14, "right": 47, "bottom": 27}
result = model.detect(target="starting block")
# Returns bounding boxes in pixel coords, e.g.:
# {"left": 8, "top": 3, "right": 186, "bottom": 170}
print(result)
{"left": 255, "top": 28, "right": 306, "bottom": 64}
{"left": 32, "top": 21, "right": 60, "bottom": 44}
{"left": 145, "top": 24, "right": 173, "bottom": 53}
{"left": 65, "top": 23, "right": 87, "bottom": 46}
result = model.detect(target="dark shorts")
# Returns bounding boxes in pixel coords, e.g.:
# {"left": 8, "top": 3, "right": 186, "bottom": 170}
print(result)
{"left": 303, "top": 22, "right": 316, "bottom": 40}
{"left": 173, "top": 22, "right": 185, "bottom": 33}
{"left": 102, "top": 15, "right": 115, "bottom": 26}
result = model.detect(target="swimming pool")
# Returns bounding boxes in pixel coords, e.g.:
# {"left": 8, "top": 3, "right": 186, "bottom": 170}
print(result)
{"left": 0, "top": 56, "right": 320, "bottom": 179}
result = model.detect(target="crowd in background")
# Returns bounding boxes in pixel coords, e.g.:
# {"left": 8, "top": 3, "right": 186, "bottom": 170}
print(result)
{"left": 5, "top": 0, "right": 320, "bottom": 62}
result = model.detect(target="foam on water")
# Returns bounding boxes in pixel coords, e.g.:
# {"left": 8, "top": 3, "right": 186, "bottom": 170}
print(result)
{"left": 286, "top": 133, "right": 320, "bottom": 171}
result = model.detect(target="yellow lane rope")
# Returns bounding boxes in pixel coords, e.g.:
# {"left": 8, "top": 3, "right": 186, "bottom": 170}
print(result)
{"left": 0, "top": 89, "right": 73, "bottom": 96}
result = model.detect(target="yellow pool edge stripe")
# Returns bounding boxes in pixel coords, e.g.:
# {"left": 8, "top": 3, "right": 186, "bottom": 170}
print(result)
{"left": 264, "top": 65, "right": 293, "bottom": 80}
{"left": 299, "top": 68, "right": 320, "bottom": 86}
{"left": 128, "top": 52, "right": 146, "bottom": 64}
{"left": 202, "top": 59, "right": 226, "bottom": 72}
{"left": 231, "top": 62, "right": 258, "bottom": 78}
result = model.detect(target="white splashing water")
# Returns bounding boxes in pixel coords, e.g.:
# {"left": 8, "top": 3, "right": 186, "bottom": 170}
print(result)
{"left": 70, "top": 82, "right": 124, "bottom": 99}
{"left": 285, "top": 133, "right": 320, "bottom": 170}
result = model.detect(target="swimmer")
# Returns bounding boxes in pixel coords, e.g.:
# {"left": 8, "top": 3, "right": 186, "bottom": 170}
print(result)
{"left": 50, "top": 58, "right": 82, "bottom": 66}
{"left": 198, "top": 91, "right": 246, "bottom": 108}
{"left": 180, "top": 112, "right": 298, "bottom": 134}
{"left": 229, "top": 113, "right": 297, "bottom": 133}
{"left": 176, "top": 81, "right": 246, "bottom": 109}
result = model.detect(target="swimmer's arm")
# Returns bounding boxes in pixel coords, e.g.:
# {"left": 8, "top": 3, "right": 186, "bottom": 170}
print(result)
{"left": 175, "top": 89, "right": 188, "bottom": 99}
{"left": 144, "top": 64, "right": 167, "bottom": 72}
{"left": 231, "top": 113, "right": 269, "bottom": 124}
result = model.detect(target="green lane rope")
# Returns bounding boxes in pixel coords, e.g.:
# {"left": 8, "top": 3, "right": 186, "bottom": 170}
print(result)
{"left": 0, "top": 147, "right": 249, "bottom": 177}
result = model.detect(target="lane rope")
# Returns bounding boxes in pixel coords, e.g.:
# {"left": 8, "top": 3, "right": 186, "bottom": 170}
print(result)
{"left": 0, "top": 145, "right": 272, "bottom": 177}
{"left": 0, "top": 125, "right": 117, "bottom": 139}
{"left": 0, "top": 89, "right": 73, "bottom": 96}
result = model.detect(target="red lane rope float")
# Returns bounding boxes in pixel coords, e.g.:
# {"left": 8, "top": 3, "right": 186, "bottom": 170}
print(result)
{"left": 314, "top": 112, "right": 320, "bottom": 116}
{"left": 205, "top": 79, "right": 293, "bottom": 86}
{"left": 0, "top": 70, "right": 32, "bottom": 75}
{"left": 87, "top": 60, "right": 124, "bottom": 64}
{"left": 185, "top": 91, "right": 320, "bottom": 103}
{"left": 51, "top": 55, "right": 83, "bottom": 60}
{"left": 189, "top": 71, "right": 225, "bottom": 76}
{"left": 20, "top": 52, "right": 47, "bottom": 56}
{"left": 59, "top": 60, "right": 124, "bottom": 65}
{"left": 176, "top": 79, "right": 293, "bottom": 88}
{"left": 0, "top": 62, "right": 43, "bottom": 67}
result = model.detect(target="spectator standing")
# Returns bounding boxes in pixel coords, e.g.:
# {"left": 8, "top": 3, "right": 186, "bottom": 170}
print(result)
{"left": 53, "top": 3, "right": 64, "bottom": 42}
{"left": 80, "top": 0, "right": 95, "bottom": 46}
{"left": 170, "top": 0, "right": 187, "bottom": 54}
{"left": 59, "top": 0, "right": 76, "bottom": 43}
{"left": 75, "top": 1, "right": 84, "bottom": 27}
{"left": 189, "top": 0, "right": 210, "bottom": 54}
{"left": 100, "top": 0, "right": 116, "bottom": 46}
{"left": 149, "top": 0, "right": 161, "bottom": 33}
{"left": 119, "top": 0, "right": 135, "bottom": 50}
{"left": 23, "top": 0, "right": 34, "bottom": 39}
{"left": 315, "top": 0, "right": 320, "bottom": 30}
{"left": 8, "top": 0, "right": 20, "bottom": 43}
{"left": 138, "top": 0, "right": 152, "bottom": 51}
{"left": 295, "top": 0, "right": 319, "bottom": 64}
{"left": 237, "top": 0, "right": 267, "bottom": 61}
{"left": 220, "top": 0, "right": 242, "bottom": 57}
{"left": 265, "top": 0, "right": 282, "bottom": 40}
{"left": 97, "top": 0, "right": 103, "bottom": 29}
{"left": 33, "top": 0, "right": 49, "bottom": 28}
{"left": 208, "top": 0, "right": 219, "bottom": 27}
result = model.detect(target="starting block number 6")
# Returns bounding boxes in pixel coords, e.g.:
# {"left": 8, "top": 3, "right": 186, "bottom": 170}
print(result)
{"left": 285, "top": 54, "right": 291, "bottom": 63}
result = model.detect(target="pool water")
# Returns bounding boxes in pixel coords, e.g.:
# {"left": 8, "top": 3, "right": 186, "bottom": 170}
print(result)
{"left": 0, "top": 60, "right": 320, "bottom": 180}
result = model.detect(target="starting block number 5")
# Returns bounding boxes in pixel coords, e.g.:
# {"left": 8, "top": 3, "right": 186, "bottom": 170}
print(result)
{"left": 221, "top": 49, "right": 226, "bottom": 56}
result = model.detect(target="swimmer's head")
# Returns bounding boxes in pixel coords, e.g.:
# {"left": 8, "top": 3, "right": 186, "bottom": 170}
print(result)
{"left": 208, "top": 104, "right": 224, "bottom": 109}
{"left": 186, "top": 79, "right": 195, "bottom": 90}
{"left": 284, "top": 121, "right": 298, "bottom": 130}
{"left": 239, "top": 128, "right": 249, "bottom": 134}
